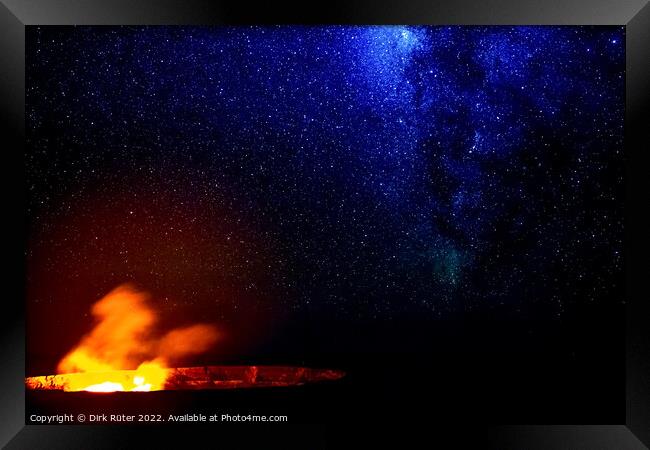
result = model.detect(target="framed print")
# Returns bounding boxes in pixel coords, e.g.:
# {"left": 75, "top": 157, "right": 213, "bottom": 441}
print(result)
{"left": 1, "top": 1, "right": 648, "bottom": 448}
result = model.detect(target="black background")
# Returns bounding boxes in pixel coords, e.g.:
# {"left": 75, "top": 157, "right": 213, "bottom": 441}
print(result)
{"left": 2, "top": 0, "right": 649, "bottom": 449}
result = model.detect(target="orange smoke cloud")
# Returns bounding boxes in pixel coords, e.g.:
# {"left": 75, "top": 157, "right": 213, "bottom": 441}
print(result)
{"left": 156, "top": 324, "right": 219, "bottom": 362}
{"left": 56, "top": 284, "right": 218, "bottom": 391}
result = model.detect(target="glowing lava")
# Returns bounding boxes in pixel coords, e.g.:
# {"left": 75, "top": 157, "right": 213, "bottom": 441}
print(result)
{"left": 26, "top": 366, "right": 345, "bottom": 391}
{"left": 56, "top": 361, "right": 170, "bottom": 392}
{"left": 26, "top": 284, "right": 345, "bottom": 392}
{"left": 84, "top": 382, "right": 126, "bottom": 392}
{"left": 49, "top": 284, "right": 218, "bottom": 392}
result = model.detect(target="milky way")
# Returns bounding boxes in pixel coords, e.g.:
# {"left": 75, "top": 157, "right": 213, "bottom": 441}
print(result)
{"left": 26, "top": 26, "right": 624, "bottom": 323}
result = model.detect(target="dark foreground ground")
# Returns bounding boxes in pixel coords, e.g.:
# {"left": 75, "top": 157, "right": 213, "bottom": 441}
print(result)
{"left": 26, "top": 304, "right": 625, "bottom": 426}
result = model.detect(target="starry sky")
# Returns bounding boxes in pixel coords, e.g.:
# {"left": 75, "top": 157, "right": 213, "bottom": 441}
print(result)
{"left": 26, "top": 26, "right": 624, "bottom": 349}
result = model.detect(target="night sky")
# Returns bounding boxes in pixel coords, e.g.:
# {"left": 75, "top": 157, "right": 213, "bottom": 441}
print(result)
{"left": 26, "top": 26, "right": 624, "bottom": 368}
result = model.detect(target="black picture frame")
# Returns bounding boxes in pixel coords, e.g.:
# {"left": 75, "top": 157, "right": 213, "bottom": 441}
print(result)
{"left": 1, "top": 1, "right": 648, "bottom": 448}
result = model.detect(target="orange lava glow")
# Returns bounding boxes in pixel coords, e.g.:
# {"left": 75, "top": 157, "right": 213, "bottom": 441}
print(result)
{"left": 27, "top": 284, "right": 346, "bottom": 392}
{"left": 57, "top": 361, "right": 170, "bottom": 392}
{"left": 26, "top": 365, "right": 345, "bottom": 391}
{"left": 51, "top": 284, "right": 218, "bottom": 392}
